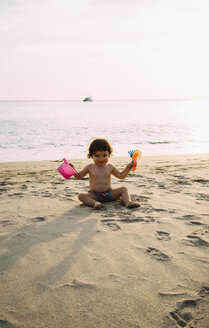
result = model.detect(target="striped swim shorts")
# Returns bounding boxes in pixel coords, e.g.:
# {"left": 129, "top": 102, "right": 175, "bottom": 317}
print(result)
{"left": 88, "top": 189, "right": 113, "bottom": 203}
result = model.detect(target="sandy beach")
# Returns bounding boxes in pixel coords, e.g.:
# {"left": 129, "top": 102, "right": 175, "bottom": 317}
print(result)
{"left": 0, "top": 154, "right": 209, "bottom": 328}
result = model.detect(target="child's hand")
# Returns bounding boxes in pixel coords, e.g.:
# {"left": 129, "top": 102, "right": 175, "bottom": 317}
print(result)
{"left": 129, "top": 160, "right": 137, "bottom": 171}
{"left": 69, "top": 163, "right": 75, "bottom": 169}
{"left": 128, "top": 161, "right": 134, "bottom": 170}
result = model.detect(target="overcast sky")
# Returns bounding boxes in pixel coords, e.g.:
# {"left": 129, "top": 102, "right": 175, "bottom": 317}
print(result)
{"left": 0, "top": 0, "right": 209, "bottom": 100}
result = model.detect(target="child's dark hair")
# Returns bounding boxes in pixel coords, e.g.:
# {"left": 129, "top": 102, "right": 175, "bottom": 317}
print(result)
{"left": 88, "top": 139, "right": 113, "bottom": 158}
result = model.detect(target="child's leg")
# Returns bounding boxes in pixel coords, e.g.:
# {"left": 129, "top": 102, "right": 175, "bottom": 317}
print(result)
{"left": 78, "top": 193, "right": 104, "bottom": 209}
{"left": 111, "top": 187, "right": 140, "bottom": 208}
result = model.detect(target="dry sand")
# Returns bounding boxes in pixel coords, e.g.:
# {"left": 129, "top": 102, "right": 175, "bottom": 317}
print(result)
{"left": 0, "top": 154, "right": 209, "bottom": 328}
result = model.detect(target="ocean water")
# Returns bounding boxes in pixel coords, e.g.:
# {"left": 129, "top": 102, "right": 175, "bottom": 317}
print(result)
{"left": 0, "top": 99, "right": 209, "bottom": 163}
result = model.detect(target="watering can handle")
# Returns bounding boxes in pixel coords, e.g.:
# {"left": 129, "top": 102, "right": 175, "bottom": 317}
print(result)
{"left": 63, "top": 158, "right": 69, "bottom": 165}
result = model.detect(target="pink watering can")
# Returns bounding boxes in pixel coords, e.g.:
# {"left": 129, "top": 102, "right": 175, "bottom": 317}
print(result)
{"left": 57, "top": 158, "right": 76, "bottom": 179}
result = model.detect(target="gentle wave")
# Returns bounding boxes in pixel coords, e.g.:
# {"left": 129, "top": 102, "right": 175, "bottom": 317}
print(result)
{"left": 148, "top": 141, "right": 174, "bottom": 145}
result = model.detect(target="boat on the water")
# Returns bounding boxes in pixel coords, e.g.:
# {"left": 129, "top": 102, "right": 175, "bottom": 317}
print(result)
{"left": 83, "top": 96, "right": 93, "bottom": 102}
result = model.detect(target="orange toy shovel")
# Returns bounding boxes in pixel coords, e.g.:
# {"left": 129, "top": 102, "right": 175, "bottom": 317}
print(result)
{"left": 128, "top": 150, "right": 142, "bottom": 171}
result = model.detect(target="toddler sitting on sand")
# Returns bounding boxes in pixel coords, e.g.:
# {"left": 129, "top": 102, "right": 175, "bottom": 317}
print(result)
{"left": 71, "top": 138, "right": 140, "bottom": 210}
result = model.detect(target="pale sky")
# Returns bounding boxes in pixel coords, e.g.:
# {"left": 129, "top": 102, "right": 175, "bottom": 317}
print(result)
{"left": 0, "top": 0, "right": 209, "bottom": 100}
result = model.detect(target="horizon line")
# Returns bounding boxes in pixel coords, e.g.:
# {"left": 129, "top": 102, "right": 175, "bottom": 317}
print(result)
{"left": 0, "top": 97, "right": 208, "bottom": 102}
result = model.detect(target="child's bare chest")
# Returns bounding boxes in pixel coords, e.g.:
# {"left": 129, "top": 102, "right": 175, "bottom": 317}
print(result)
{"left": 89, "top": 166, "right": 111, "bottom": 181}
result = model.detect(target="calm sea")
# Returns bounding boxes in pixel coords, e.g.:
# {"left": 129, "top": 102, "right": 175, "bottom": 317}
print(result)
{"left": 0, "top": 99, "right": 209, "bottom": 163}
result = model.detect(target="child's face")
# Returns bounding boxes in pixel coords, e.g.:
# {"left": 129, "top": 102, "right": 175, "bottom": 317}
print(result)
{"left": 92, "top": 150, "right": 110, "bottom": 167}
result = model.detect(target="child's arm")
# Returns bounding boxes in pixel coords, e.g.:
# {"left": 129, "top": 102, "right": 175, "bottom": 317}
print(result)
{"left": 70, "top": 164, "right": 90, "bottom": 180}
{"left": 111, "top": 161, "right": 133, "bottom": 180}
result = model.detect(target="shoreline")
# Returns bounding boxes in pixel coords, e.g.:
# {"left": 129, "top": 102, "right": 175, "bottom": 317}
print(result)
{"left": 1, "top": 151, "right": 209, "bottom": 166}
{"left": 0, "top": 152, "right": 209, "bottom": 327}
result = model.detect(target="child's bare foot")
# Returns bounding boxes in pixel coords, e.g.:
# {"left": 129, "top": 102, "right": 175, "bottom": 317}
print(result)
{"left": 93, "top": 202, "right": 104, "bottom": 210}
{"left": 126, "top": 201, "right": 140, "bottom": 208}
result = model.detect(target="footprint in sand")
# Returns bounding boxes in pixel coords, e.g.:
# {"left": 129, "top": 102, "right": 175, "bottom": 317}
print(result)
{"left": 193, "top": 178, "right": 209, "bottom": 185}
{"left": 41, "top": 191, "right": 52, "bottom": 197}
{"left": 0, "top": 181, "right": 7, "bottom": 186}
{"left": 175, "top": 179, "right": 191, "bottom": 186}
{"left": 8, "top": 192, "right": 24, "bottom": 198}
{"left": 169, "top": 297, "right": 209, "bottom": 328}
{"left": 58, "top": 279, "right": 96, "bottom": 290}
{"left": 20, "top": 184, "right": 28, "bottom": 190}
{"left": 156, "top": 231, "right": 171, "bottom": 241}
{"left": 199, "top": 285, "right": 209, "bottom": 299}
{"left": 135, "top": 195, "right": 150, "bottom": 202}
{"left": 145, "top": 247, "right": 170, "bottom": 261}
{"left": 31, "top": 217, "right": 46, "bottom": 222}
{"left": 156, "top": 182, "right": 166, "bottom": 189}
{"left": 101, "top": 213, "right": 115, "bottom": 218}
{"left": 0, "top": 187, "right": 9, "bottom": 194}
{"left": 169, "top": 299, "right": 198, "bottom": 327}
{"left": 106, "top": 222, "right": 121, "bottom": 230}
{"left": 51, "top": 181, "right": 65, "bottom": 185}
{"left": 144, "top": 216, "right": 155, "bottom": 222}
{"left": 152, "top": 208, "right": 168, "bottom": 213}
{"left": 118, "top": 211, "right": 132, "bottom": 219}
{"left": 0, "top": 318, "right": 16, "bottom": 328}
{"left": 101, "top": 216, "right": 145, "bottom": 224}
{"left": 185, "top": 235, "right": 209, "bottom": 247}
{"left": 37, "top": 283, "right": 50, "bottom": 292}
{"left": 176, "top": 214, "right": 200, "bottom": 221}
{"left": 0, "top": 220, "right": 13, "bottom": 227}
{"left": 155, "top": 168, "right": 166, "bottom": 173}
{"left": 196, "top": 193, "right": 209, "bottom": 201}
{"left": 101, "top": 219, "right": 115, "bottom": 223}
{"left": 118, "top": 217, "right": 145, "bottom": 223}
{"left": 188, "top": 221, "right": 206, "bottom": 226}
{"left": 101, "top": 220, "right": 121, "bottom": 231}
